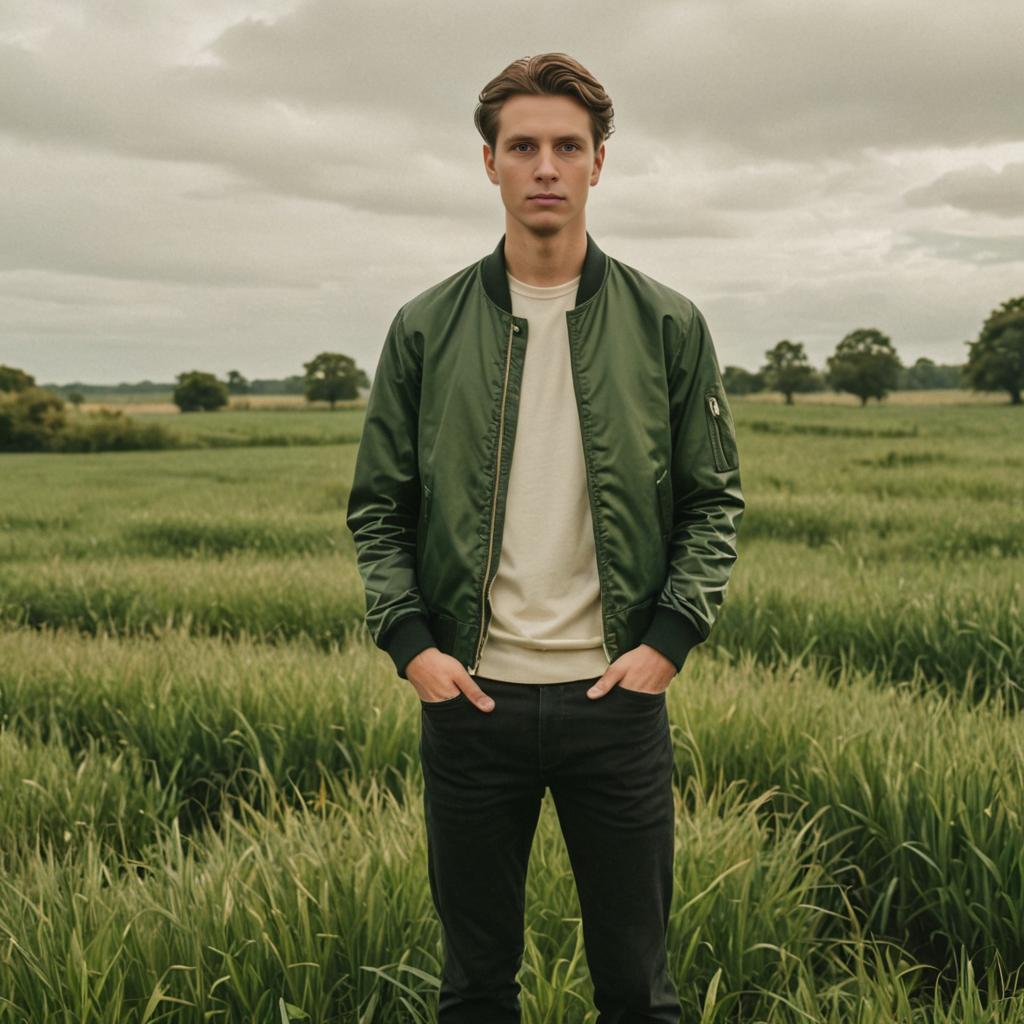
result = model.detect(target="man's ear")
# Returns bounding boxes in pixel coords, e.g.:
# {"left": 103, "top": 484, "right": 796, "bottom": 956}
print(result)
{"left": 483, "top": 143, "right": 498, "bottom": 185}
{"left": 590, "top": 141, "right": 606, "bottom": 186}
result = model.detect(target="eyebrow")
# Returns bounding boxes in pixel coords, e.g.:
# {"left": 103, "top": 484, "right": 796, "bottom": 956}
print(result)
{"left": 504, "top": 133, "right": 588, "bottom": 146}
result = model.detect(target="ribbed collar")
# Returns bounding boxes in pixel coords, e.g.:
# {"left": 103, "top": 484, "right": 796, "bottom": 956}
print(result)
{"left": 480, "top": 230, "right": 608, "bottom": 313}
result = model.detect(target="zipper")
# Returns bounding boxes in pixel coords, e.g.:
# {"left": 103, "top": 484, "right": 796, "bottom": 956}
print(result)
{"left": 706, "top": 393, "right": 727, "bottom": 470}
{"left": 470, "top": 316, "right": 518, "bottom": 673}
{"left": 566, "top": 313, "right": 613, "bottom": 664}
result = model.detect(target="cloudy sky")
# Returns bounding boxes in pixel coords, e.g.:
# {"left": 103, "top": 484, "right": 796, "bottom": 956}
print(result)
{"left": 2, "top": 0, "right": 1022, "bottom": 385}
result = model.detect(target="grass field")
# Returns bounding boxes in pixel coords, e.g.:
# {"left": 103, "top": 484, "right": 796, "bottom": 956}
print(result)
{"left": 0, "top": 391, "right": 1021, "bottom": 1022}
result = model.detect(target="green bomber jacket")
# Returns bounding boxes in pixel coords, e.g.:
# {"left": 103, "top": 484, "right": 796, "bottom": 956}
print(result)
{"left": 345, "top": 231, "right": 744, "bottom": 679}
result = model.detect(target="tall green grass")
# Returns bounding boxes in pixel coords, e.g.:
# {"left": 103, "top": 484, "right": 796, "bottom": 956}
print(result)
{"left": 1, "top": 393, "right": 1021, "bottom": 1021}
{"left": 3, "top": 625, "right": 1024, "bottom": 1019}
{"left": 0, "top": 727, "right": 169, "bottom": 864}
{"left": 2, "top": 626, "right": 1024, "bottom": 980}
{"left": 2, "top": 551, "right": 1019, "bottom": 694}
{"left": 716, "top": 548, "right": 1022, "bottom": 698}
{"left": 0, "top": 733, "right": 1009, "bottom": 1022}
{"left": 0, "top": 445, "right": 355, "bottom": 562}
{"left": 0, "top": 556, "right": 365, "bottom": 648}
{"left": 3, "top": 401, "right": 1021, "bottom": 697}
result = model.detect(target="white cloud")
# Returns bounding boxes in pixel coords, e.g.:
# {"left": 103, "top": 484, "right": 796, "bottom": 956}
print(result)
{"left": 0, "top": 0, "right": 1022, "bottom": 383}
{"left": 904, "top": 161, "right": 1024, "bottom": 217}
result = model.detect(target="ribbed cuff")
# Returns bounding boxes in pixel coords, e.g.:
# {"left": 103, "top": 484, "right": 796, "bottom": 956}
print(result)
{"left": 382, "top": 613, "right": 437, "bottom": 679}
{"left": 639, "top": 605, "right": 705, "bottom": 672}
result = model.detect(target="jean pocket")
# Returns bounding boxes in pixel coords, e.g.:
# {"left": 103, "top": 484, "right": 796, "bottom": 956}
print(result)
{"left": 614, "top": 684, "right": 666, "bottom": 702}
{"left": 420, "top": 691, "right": 466, "bottom": 709}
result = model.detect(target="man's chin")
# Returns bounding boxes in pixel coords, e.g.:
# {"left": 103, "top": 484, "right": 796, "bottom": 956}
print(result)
{"left": 515, "top": 212, "right": 578, "bottom": 239}
{"left": 527, "top": 224, "right": 562, "bottom": 239}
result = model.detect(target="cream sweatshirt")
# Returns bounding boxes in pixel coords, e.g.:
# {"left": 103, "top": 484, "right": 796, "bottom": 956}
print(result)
{"left": 474, "top": 271, "right": 611, "bottom": 683}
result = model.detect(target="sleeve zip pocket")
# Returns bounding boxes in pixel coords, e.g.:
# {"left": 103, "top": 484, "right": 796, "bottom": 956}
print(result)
{"left": 704, "top": 391, "right": 739, "bottom": 473}
{"left": 416, "top": 483, "right": 433, "bottom": 581}
{"left": 655, "top": 467, "right": 673, "bottom": 540}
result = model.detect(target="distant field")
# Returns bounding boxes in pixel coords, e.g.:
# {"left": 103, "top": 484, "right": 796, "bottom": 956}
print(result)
{"left": 135, "top": 406, "right": 366, "bottom": 445}
{"left": 77, "top": 393, "right": 364, "bottom": 415}
{"left": 76, "top": 387, "right": 1007, "bottom": 415}
{"left": 0, "top": 392, "right": 1021, "bottom": 1021}
{"left": 62, "top": 403, "right": 366, "bottom": 449}
{"left": 740, "top": 386, "right": 1010, "bottom": 405}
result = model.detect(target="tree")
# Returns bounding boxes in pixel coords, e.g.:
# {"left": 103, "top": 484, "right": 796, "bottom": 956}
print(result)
{"left": 67, "top": 391, "right": 85, "bottom": 409}
{"left": 226, "top": 369, "right": 250, "bottom": 395}
{"left": 303, "top": 352, "right": 361, "bottom": 409}
{"left": 722, "top": 365, "right": 764, "bottom": 395}
{"left": 172, "top": 371, "right": 228, "bottom": 412}
{"left": 964, "top": 296, "right": 1024, "bottom": 405}
{"left": 825, "top": 328, "right": 902, "bottom": 406}
{"left": 761, "top": 340, "right": 817, "bottom": 405}
{"left": 0, "top": 365, "right": 36, "bottom": 393}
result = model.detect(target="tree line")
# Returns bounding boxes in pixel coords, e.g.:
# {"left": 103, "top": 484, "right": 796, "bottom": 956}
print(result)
{"left": 3, "top": 293, "right": 1020, "bottom": 452}
{"left": 725, "top": 295, "right": 1024, "bottom": 406}
{"left": 46, "top": 376, "right": 310, "bottom": 400}
{"left": 725, "top": 348, "right": 964, "bottom": 403}
{"left": 0, "top": 352, "right": 371, "bottom": 452}
{"left": 172, "top": 353, "right": 369, "bottom": 412}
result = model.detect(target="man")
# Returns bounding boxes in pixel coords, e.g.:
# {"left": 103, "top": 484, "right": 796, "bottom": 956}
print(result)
{"left": 346, "top": 52, "right": 743, "bottom": 1024}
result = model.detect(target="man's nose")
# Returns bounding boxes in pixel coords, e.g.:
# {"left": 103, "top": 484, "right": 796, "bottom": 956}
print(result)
{"left": 534, "top": 147, "right": 558, "bottom": 178}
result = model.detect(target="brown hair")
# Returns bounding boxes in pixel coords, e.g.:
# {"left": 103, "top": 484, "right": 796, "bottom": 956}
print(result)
{"left": 474, "top": 53, "right": 615, "bottom": 154}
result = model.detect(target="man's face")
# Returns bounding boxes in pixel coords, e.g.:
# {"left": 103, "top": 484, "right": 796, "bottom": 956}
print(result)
{"left": 483, "top": 93, "right": 605, "bottom": 238}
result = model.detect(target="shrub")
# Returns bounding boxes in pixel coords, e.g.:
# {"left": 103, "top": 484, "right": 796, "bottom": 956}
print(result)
{"left": 0, "top": 386, "right": 68, "bottom": 451}
{"left": 0, "top": 392, "right": 180, "bottom": 453}
{"left": 54, "top": 408, "right": 181, "bottom": 452}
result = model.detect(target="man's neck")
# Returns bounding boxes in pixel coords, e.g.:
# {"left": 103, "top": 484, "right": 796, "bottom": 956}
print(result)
{"left": 503, "top": 220, "right": 587, "bottom": 287}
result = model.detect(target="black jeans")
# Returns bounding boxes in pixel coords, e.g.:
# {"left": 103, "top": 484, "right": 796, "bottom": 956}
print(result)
{"left": 418, "top": 674, "right": 681, "bottom": 1024}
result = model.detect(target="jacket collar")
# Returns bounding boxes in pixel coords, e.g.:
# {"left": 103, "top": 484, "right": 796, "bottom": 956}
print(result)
{"left": 480, "top": 230, "right": 608, "bottom": 313}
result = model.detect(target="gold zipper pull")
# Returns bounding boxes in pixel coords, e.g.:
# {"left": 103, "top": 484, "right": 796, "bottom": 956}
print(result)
{"left": 708, "top": 395, "right": 720, "bottom": 416}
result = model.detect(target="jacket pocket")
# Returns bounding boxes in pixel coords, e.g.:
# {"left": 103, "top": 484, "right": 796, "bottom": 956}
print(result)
{"left": 703, "top": 391, "right": 739, "bottom": 473}
{"left": 654, "top": 467, "right": 673, "bottom": 540}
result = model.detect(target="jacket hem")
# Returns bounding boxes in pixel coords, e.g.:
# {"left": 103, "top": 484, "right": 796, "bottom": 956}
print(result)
{"left": 639, "top": 605, "right": 705, "bottom": 672}
{"left": 382, "top": 613, "right": 437, "bottom": 679}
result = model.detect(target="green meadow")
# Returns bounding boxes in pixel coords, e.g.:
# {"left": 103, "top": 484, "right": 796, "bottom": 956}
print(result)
{"left": 0, "top": 393, "right": 1021, "bottom": 1022}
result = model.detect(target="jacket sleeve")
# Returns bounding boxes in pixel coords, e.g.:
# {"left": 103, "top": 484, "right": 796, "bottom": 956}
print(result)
{"left": 345, "top": 306, "right": 437, "bottom": 679}
{"left": 639, "top": 303, "right": 745, "bottom": 671}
